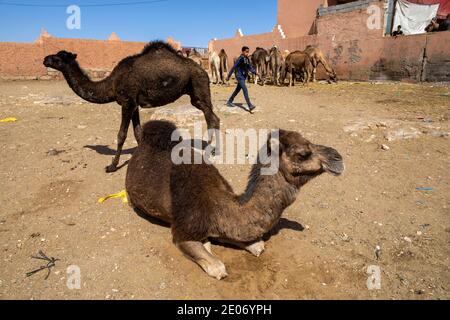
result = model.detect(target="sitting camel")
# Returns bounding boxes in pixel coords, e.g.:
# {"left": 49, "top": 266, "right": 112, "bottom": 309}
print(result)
{"left": 303, "top": 45, "right": 338, "bottom": 83}
{"left": 126, "top": 120, "right": 344, "bottom": 280}
{"left": 43, "top": 41, "right": 220, "bottom": 173}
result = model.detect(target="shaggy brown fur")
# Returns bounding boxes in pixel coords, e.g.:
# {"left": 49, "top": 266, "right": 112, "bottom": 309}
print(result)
{"left": 126, "top": 120, "right": 344, "bottom": 280}
{"left": 282, "top": 51, "right": 313, "bottom": 86}
{"left": 303, "top": 45, "right": 338, "bottom": 83}
{"left": 43, "top": 41, "right": 220, "bottom": 173}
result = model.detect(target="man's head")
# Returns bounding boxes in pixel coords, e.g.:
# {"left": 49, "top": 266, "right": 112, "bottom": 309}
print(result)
{"left": 242, "top": 46, "right": 250, "bottom": 57}
{"left": 397, "top": 25, "right": 402, "bottom": 31}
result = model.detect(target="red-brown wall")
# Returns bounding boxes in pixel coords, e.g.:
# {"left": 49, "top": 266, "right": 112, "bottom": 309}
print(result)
{"left": 0, "top": 36, "right": 181, "bottom": 80}
{"left": 277, "top": 0, "right": 326, "bottom": 37}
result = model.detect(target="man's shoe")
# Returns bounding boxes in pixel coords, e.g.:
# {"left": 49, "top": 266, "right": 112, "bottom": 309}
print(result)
{"left": 226, "top": 102, "right": 236, "bottom": 108}
{"left": 248, "top": 104, "right": 256, "bottom": 112}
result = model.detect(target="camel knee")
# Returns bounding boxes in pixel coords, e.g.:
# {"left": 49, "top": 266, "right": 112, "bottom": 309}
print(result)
{"left": 205, "top": 111, "right": 220, "bottom": 130}
{"left": 117, "top": 130, "right": 128, "bottom": 144}
{"left": 245, "top": 240, "right": 265, "bottom": 257}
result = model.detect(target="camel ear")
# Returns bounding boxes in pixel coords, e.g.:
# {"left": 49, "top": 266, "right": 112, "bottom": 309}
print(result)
{"left": 71, "top": 53, "right": 77, "bottom": 60}
{"left": 267, "top": 130, "right": 284, "bottom": 155}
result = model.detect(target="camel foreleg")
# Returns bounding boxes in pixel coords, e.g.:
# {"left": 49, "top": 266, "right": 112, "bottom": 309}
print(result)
{"left": 106, "top": 102, "right": 135, "bottom": 173}
{"left": 176, "top": 241, "right": 228, "bottom": 280}
{"left": 132, "top": 108, "right": 142, "bottom": 144}
{"left": 216, "top": 238, "right": 265, "bottom": 257}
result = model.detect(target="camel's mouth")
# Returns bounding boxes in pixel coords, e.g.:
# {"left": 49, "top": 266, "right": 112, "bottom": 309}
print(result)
{"left": 316, "top": 145, "right": 344, "bottom": 176}
{"left": 43, "top": 57, "right": 52, "bottom": 68}
{"left": 43, "top": 56, "right": 59, "bottom": 69}
{"left": 323, "top": 162, "right": 344, "bottom": 176}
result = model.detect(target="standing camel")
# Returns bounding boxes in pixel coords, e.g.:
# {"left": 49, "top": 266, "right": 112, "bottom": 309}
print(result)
{"left": 209, "top": 51, "right": 221, "bottom": 84}
{"left": 188, "top": 48, "right": 203, "bottom": 66}
{"left": 218, "top": 49, "right": 229, "bottom": 85}
{"left": 251, "top": 47, "right": 269, "bottom": 85}
{"left": 282, "top": 51, "right": 312, "bottom": 86}
{"left": 269, "top": 46, "right": 284, "bottom": 86}
{"left": 126, "top": 120, "right": 344, "bottom": 279}
{"left": 303, "top": 45, "right": 338, "bottom": 83}
{"left": 43, "top": 41, "right": 220, "bottom": 173}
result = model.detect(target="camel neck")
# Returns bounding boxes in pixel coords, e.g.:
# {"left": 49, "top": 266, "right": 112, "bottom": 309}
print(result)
{"left": 231, "top": 165, "right": 299, "bottom": 242}
{"left": 62, "top": 62, "right": 115, "bottom": 104}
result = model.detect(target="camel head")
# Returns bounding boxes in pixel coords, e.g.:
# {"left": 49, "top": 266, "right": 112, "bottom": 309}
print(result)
{"left": 329, "top": 71, "right": 338, "bottom": 83}
{"left": 270, "top": 129, "right": 344, "bottom": 185}
{"left": 43, "top": 51, "right": 78, "bottom": 71}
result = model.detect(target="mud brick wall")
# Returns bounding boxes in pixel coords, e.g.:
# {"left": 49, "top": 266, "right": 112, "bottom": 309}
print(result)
{"left": 0, "top": 36, "right": 181, "bottom": 80}
{"left": 0, "top": 42, "right": 46, "bottom": 79}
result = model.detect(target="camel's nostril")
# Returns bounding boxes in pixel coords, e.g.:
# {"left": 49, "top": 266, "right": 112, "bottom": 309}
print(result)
{"left": 323, "top": 160, "right": 344, "bottom": 176}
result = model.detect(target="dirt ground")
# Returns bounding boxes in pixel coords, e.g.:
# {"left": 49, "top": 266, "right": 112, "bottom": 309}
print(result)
{"left": 0, "top": 79, "right": 449, "bottom": 300}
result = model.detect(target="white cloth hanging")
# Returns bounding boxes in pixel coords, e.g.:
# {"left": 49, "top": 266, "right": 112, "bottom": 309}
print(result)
{"left": 393, "top": 0, "right": 440, "bottom": 35}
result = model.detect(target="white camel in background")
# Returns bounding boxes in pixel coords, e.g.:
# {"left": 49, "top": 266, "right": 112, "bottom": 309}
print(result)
{"left": 209, "top": 51, "right": 221, "bottom": 84}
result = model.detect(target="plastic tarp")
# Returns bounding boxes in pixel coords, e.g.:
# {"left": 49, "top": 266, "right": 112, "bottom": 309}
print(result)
{"left": 406, "top": 0, "right": 450, "bottom": 19}
{"left": 393, "top": 0, "right": 440, "bottom": 35}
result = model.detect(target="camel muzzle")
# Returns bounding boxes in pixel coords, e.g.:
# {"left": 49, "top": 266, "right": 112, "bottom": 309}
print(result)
{"left": 317, "top": 146, "right": 344, "bottom": 176}
{"left": 43, "top": 57, "right": 52, "bottom": 68}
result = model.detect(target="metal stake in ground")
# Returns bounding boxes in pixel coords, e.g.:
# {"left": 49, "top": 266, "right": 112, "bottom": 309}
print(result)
{"left": 26, "top": 251, "right": 60, "bottom": 280}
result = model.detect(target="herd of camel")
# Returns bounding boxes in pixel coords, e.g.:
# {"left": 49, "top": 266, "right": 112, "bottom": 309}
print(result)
{"left": 206, "top": 45, "right": 338, "bottom": 87}
{"left": 43, "top": 41, "right": 344, "bottom": 279}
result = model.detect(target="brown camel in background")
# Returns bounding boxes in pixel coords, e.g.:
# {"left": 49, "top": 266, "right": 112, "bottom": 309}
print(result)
{"left": 304, "top": 45, "right": 338, "bottom": 83}
{"left": 126, "top": 120, "right": 344, "bottom": 279}
{"left": 251, "top": 47, "right": 270, "bottom": 85}
{"left": 43, "top": 41, "right": 220, "bottom": 173}
{"left": 269, "top": 46, "right": 284, "bottom": 86}
{"left": 188, "top": 48, "right": 203, "bottom": 66}
{"left": 282, "top": 51, "right": 313, "bottom": 86}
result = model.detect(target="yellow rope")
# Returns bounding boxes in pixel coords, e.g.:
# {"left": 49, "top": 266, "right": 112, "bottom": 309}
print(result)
{"left": 98, "top": 190, "right": 128, "bottom": 204}
{"left": 0, "top": 117, "right": 18, "bottom": 123}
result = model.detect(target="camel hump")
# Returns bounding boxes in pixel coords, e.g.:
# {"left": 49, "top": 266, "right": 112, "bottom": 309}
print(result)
{"left": 141, "top": 120, "right": 179, "bottom": 151}
{"left": 141, "top": 41, "right": 178, "bottom": 55}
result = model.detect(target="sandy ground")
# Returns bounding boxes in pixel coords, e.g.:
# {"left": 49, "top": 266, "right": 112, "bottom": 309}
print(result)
{"left": 0, "top": 79, "right": 449, "bottom": 300}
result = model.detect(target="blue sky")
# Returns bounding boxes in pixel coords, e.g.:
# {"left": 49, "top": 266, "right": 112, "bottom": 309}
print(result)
{"left": 0, "top": 0, "right": 277, "bottom": 47}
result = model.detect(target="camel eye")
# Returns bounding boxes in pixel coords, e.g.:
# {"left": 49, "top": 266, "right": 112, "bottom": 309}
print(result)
{"left": 296, "top": 150, "right": 311, "bottom": 161}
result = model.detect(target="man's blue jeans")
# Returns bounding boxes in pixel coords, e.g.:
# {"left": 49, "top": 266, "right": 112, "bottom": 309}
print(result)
{"left": 227, "top": 78, "right": 252, "bottom": 107}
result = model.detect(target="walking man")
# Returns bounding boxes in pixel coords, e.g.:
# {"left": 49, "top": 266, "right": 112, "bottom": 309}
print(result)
{"left": 226, "top": 46, "right": 259, "bottom": 112}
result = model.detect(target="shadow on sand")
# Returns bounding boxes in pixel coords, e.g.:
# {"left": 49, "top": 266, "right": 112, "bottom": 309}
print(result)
{"left": 84, "top": 145, "right": 137, "bottom": 156}
{"left": 84, "top": 139, "right": 210, "bottom": 171}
